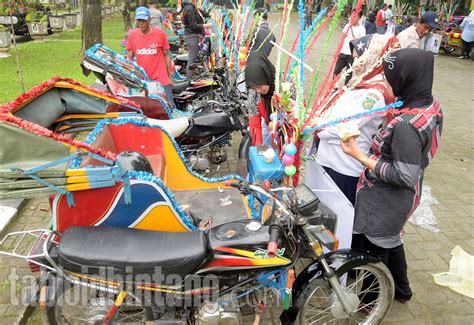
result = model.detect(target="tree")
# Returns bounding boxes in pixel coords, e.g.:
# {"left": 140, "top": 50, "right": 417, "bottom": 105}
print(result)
{"left": 122, "top": 0, "right": 131, "bottom": 31}
{"left": 81, "top": 0, "right": 102, "bottom": 53}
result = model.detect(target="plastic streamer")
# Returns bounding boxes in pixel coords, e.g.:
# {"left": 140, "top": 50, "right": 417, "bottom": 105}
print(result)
{"left": 275, "top": 0, "right": 292, "bottom": 92}
{"left": 312, "top": 0, "right": 365, "bottom": 111}
{"left": 304, "top": 5, "right": 337, "bottom": 57}
{"left": 284, "top": 7, "right": 327, "bottom": 81}
{"left": 301, "top": 36, "right": 402, "bottom": 132}
{"left": 303, "top": 101, "right": 404, "bottom": 135}
{"left": 253, "top": 18, "right": 281, "bottom": 54}
{"left": 308, "top": 0, "right": 347, "bottom": 104}
{"left": 295, "top": 0, "right": 305, "bottom": 122}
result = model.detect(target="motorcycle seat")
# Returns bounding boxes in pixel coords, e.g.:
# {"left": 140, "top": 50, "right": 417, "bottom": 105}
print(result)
{"left": 172, "top": 79, "right": 190, "bottom": 94}
{"left": 57, "top": 226, "right": 211, "bottom": 278}
{"left": 146, "top": 117, "right": 189, "bottom": 137}
{"left": 168, "top": 35, "right": 179, "bottom": 43}
{"left": 175, "top": 54, "right": 188, "bottom": 62}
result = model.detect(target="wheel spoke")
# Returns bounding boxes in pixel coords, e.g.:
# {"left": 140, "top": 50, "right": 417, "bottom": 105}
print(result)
{"left": 300, "top": 263, "right": 392, "bottom": 325}
{"left": 55, "top": 284, "right": 146, "bottom": 324}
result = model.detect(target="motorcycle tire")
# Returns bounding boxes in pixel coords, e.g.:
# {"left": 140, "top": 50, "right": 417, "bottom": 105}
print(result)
{"left": 236, "top": 132, "right": 251, "bottom": 177}
{"left": 442, "top": 46, "right": 455, "bottom": 54}
{"left": 294, "top": 261, "right": 394, "bottom": 324}
{"left": 46, "top": 281, "right": 154, "bottom": 324}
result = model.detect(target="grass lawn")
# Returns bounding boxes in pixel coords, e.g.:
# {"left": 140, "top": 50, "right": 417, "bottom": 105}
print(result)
{"left": 0, "top": 14, "right": 127, "bottom": 105}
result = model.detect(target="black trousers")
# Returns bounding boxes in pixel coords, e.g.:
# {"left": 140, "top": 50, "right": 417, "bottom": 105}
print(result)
{"left": 323, "top": 166, "right": 359, "bottom": 206}
{"left": 352, "top": 233, "right": 413, "bottom": 301}
{"left": 333, "top": 53, "right": 353, "bottom": 84}
{"left": 461, "top": 39, "right": 472, "bottom": 58}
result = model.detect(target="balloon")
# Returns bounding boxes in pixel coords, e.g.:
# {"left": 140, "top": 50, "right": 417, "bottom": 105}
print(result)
{"left": 284, "top": 143, "right": 297, "bottom": 156}
{"left": 270, "top": 112, "right": 277, "bottom": 121}
{"left": 285, "top": 165, "right": 297, "bottom": 176}
{"left": 282, "top": 154, "right": 295, "bottom": 165}
{"left": 268, "top": 121, "right": 274, "bottom": 130}
{"left": 238, "top": 52, "right": 246, "bottom": 61}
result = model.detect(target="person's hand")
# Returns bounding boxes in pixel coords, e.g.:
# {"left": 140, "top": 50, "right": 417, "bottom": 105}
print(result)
{"left": 203, "top": 22, "right": 213, "bottom": 29}
{"left": 340, "top": 137, "right": 364, "bottom": 160}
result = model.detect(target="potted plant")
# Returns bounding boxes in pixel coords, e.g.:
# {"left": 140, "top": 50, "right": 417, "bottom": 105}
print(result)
{"left": 48, "top": 0, "right": 65, "bottom": 31}
{"left": 104, "top": 5, "right": 113, "bottom": 17}
{"left": 62, "top": 0, "right": 79, "bottom": 29}
{"left": 0, "top": 25, "right": 11, "bottom": 49}
{"left": 26, "top": 9, "right": 50, "bottom": 36}
{"left": 64, "top": 12, "right": 78, "bottom": 29}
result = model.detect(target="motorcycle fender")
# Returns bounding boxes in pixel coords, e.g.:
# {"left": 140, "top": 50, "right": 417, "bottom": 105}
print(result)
{"left": 280, "top": 249, "right": 380, "bottom": 323}
{"left": 238, "top": 132, "right": 251, "bottom": 159}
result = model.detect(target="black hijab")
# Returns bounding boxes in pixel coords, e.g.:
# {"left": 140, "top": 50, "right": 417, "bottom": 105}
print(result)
{"left": 382, "top": 48, "right": 434, "bottom": 109}
{"left": 245, "top": 51, "right": 276, "bottom": 101}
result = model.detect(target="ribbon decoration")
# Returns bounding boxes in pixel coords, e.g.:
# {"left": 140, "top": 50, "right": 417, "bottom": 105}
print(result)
{"left": 303, "top": 101, "right": 404, "bottom": 135}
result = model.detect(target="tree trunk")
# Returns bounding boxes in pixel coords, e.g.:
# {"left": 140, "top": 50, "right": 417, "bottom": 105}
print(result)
{"left": 138, "top": 0, "right": 147, "bottom": 6}
{"left": 81, "top": 0, "right": 102, "bottom": 53}
{"left": 122, "top": 0, "right": 132, "bottom": 31}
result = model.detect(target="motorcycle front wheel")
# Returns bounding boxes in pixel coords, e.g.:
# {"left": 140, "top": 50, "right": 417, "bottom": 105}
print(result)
{"left": 46, "top": 282, "right": 151, "bottom": 324}
{"left": 296, "top": 262, "right": 394, "bottom": 324}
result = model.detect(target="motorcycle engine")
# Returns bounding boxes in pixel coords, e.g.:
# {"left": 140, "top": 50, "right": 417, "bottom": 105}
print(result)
{"left": 210, "top": 145, "right": 228, "bottom": 164}
{"left": 195, "top": 299, "right": 242, "bottom": 325}
{"left": 188, "top": 154, "right": 210, "bottom": 171}
{"left": 188, "top": 145, "right": 227, "bottom": 172}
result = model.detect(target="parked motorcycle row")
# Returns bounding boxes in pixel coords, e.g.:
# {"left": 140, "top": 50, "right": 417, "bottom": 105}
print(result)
{"left": 0, "top": 9, "right": 396, "bottom": 325}
{"left": 81, "top": 31, "right": 248, "bottom": 176}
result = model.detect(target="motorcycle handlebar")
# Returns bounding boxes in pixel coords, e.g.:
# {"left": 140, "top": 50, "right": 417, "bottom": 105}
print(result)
{"left": 267, "top": 223, "right": 281, "bottom": 258}
{"left": 224, "top": 181, "right": 291, "bottom": 214}
{"left": 224, "top": 180, "right": 291, "bottom": 257}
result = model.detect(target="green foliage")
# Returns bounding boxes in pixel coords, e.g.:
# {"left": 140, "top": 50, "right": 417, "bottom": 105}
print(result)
{"left": 0, "top": 16, "right": 125, "bottom": 104}
{"left": 26, "top": 11, "right": 48, "bottom": 22}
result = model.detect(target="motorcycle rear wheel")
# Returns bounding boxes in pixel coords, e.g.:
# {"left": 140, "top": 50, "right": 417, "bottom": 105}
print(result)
{"left": 46, "top": 282, "right": 151, "bottom": 324}
{"left": 296, "top": 262, "right": 394, "bottom": 324}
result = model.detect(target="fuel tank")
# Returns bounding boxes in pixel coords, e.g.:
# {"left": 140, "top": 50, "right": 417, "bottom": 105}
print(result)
{"left": 199, "top": 220, "right": 292, "bottom": 274}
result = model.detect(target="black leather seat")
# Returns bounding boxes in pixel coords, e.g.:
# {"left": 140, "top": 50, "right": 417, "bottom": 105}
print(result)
{"left": 172, "top": 79, "right": 190, "bottom": 94}
{"left": 58, "top": 226, "right": 211, "bottom": 278}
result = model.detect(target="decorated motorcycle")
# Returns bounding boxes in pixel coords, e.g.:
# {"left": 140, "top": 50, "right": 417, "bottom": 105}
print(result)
{"left": 81, "top": 44, "right": 223, "bottom": 114}
{"left": 440, "top": 15, "right": 466, "bottom": 54}
{"left": 0, "top": 76, "right": 246, "bottom": 175}
{"left": 0, "top": 115, "right": 395, "bottom": 323}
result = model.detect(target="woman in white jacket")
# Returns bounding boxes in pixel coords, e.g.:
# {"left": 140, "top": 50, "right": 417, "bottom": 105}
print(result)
{"left": 312, "top": 34, "right": 399, "bottom": 205}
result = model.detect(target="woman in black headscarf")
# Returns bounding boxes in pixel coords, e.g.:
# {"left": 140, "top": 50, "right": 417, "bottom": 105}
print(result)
{"left": 244, "top": 50, "right": 276, "bottom": 145}
{"left": 340, "top": 48, "right": 443, "bottom": 303}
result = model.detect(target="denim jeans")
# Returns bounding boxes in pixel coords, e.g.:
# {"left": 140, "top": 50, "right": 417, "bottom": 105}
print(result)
{"left": 184, "top": 33, "right": 200, "bottom": 79}
{"left": 376, "top": 25, "right": 386, "bottom": 34}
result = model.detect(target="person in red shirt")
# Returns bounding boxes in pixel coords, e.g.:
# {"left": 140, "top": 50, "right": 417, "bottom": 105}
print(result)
{"left": 376, "top": 3, "right": 388, "bottom": 34}
{"left": 126, "top": 7, "right": 175, "bottom": 109}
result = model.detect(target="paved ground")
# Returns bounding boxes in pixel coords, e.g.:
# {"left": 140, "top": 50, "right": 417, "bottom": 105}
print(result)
{"left": 0, "top": 12, "right": 473, "bottom": 325}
